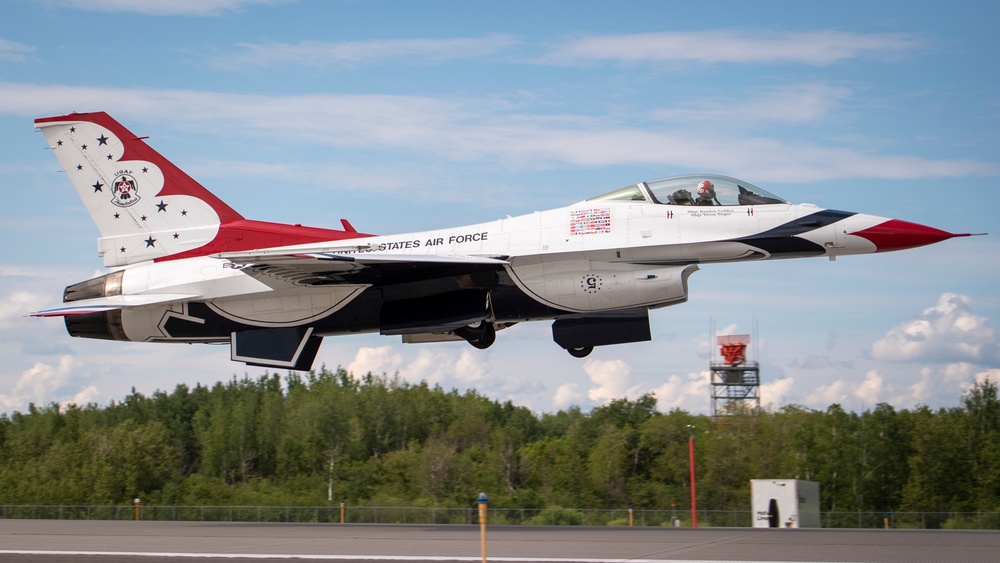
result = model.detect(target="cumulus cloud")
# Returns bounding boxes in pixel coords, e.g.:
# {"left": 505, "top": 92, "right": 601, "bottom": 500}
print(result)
{"left": 542, "top": 30, "right": 921, "bottom": 66}
{"left": 0, "top": 355, "right": 89, "bottom": 412}
{"left": 801, "top": 371, "right": 897, "bottom": 409}
{"left": 806, "top": 378, "right": 850, "bottom": 406}
{"left": 854, "top": 370, "right": 886, "bottom": 405}
{"left": 346, "top": 346, "right": 402, "bottom": 378}
{"left": 761, "top": 376, "right": 795, "bottom": 408}
{"left": 0, "top": 291, "right": 50, "bottom": 325}
{"left": 905, "top": 367, "right": 935, "bottom": 405}
{"left": 452, "top": 348, "right": 490, "bottom": 385}
{"left": 870, "top": 293, "right": 999, "bottom": 364}
{"left": 975, "top": 369, "right": 1000, "bottom": 387}
{"left": 650, "top": 370, "right": 710, "bottom": 412}
{"left": 552, "top": 382, "right": 582, "bottom": 411}
{"left": 583, "top": 358, "right": 643, "bottom": 404}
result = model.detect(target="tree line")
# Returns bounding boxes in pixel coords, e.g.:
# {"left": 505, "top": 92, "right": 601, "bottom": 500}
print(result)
{"left": 0, "top": 367, "right": 997, "bottom": 516}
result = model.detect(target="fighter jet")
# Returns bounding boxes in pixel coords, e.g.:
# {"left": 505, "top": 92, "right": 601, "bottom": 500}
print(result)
{"left": 30, "top": 112, "right": 976, "bottom": 370}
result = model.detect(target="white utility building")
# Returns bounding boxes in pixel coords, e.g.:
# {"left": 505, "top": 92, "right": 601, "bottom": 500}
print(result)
{"left": 751, "top": 479, "right": 821, "bottom": 528}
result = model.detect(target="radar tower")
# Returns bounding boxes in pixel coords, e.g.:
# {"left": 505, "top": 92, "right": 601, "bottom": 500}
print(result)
{"left": 710, "top": 333, "right": 760, "bottom": 417}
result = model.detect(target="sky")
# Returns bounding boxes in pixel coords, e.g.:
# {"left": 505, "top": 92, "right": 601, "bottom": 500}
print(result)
{"left": 0, "top": 0, "right": 998, "bottom": 416}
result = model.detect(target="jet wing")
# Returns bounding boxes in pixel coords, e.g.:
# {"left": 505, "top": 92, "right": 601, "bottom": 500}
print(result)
{"left": 217, "top": 249, "right": 508, "bottom": 267}
{"left": 30, "top": 293, "right": 199, "bottom": 317}
{"left": 215, "top": 250, "right": 510, "bottom": 287}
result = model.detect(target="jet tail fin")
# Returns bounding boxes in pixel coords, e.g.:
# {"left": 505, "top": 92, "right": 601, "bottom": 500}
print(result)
{"left": 35, "top": 112, "right": 245, "bottom": 267}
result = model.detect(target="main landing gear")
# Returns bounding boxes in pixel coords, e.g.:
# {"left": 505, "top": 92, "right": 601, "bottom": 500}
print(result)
{"left": 455, "top": 321, "right": 496, "bottom": 349}
{"left": 566, "top": 346, "right": 594, "bottom": 358}
{"left": 455, "top": 321, "right": 593, "bottom": 358}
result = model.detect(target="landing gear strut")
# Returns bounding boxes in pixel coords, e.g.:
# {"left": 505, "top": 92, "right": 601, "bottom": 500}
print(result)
{"left": 566, "top": 346, "right": 594, "bottom": 358}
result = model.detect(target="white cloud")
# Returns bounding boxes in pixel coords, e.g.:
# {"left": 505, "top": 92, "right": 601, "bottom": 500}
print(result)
{"left": 46, "top": 0, "right": 285, "bottom": 16}
{"left": 650, "top": 370, "right": 710, "bottom": 412}
{"left": 0, "top": 291, "right": 50, "bottom": 325}
{"left": 552, "top": 383, "right": 582, "bottom": 411}
{"left": 651, "top": 83, "right": 852, "bottom": 126}
{"left": 403, "top": 348, "right": 459, "bottom": 387}
{"left": 871, "top": 293, "right": 999, "bottom": 364}
{"left": 543, "top": 30, "right": 921, "bottom": 66}
{"left": 864, "top": 363, "right": 994, "bottom": 410}
{"left": 0, "top": 39, "right": 33, "bottom": 62}
{"left": 221, "top": 35, "right": 518, "bottom": 68}
{"left": 944, "top": 362, "right": 975, "bottom": 383}
{"left": 975, "top": 369, "right": 1000, "bottom": 387}
{"left": 2, "top": 82, "right": 996, "bottom": 183}
{"left": 907, "top": 367, "right": 935, "bottom": 405}
{"left": 346, "top": 346, "right": 402, "bottom": 378}
{"left": 761, "top": 376, "right": 795, "bottom": 408}
{"left": 853, "top": 370, "right": 886, "bottom": 404}
{"left": 0, "top": 355, "right": 87, "bottom": 411}
{"left": 452, "top": 348, "right": 489, "bottom": 385}
{"left": 806, "top": 378, "right": 850, "bottom": 406}
{"left": 583, "top": 358, "right": 642, "bottom": 404}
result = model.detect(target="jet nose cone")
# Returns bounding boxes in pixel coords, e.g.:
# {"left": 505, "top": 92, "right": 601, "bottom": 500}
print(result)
{"left": 851, "top": 219, "right": 971, "bottom": 252}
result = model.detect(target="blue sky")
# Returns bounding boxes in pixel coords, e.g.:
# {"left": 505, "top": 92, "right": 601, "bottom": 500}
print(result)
{"left": 0, "top": 0, "right": 997, "bottom": 415}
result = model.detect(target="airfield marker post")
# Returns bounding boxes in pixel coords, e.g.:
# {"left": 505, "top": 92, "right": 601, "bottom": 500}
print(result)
{"left": 477, "top": 493, "right": 488, "bottom": 563}
{"left": 133, "top": 498, "right": 140, "bottom": 521}
{"left": 688, "top": 425, "right": 697, "bottom": 527}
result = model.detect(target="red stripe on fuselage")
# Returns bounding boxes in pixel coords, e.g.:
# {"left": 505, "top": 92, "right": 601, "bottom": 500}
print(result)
{"left": 159, "top": 219, "right": 376, "bottom": 261}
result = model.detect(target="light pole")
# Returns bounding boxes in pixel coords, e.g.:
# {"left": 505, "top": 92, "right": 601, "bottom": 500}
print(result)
{"left": 687, "top": 425, "right": 697, "bottom": 527}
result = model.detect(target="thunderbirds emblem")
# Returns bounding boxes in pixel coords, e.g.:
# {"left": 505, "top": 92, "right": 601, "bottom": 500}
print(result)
{"left": 111, "top": 172, "right": 140, "bottom": 207}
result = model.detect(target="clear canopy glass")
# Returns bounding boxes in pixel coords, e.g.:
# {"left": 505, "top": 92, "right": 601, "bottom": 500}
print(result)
{"left": 589, "top": 174, "right": 787, "bottom": 206}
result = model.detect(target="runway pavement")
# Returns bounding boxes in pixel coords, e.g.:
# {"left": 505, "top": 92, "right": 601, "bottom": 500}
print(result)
{"left": 0, "top": 520, "right": 998, "bottom": 562}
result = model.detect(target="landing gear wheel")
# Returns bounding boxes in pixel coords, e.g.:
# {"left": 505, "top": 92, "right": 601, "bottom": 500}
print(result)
{"left": 567, "top": 346, "right": 594, "bottom": 358}
{"left": 457, "top": 322, "right": 496, "bottom": 350}
{"left": 468, "top": 323, "right": 496, "bottom": 349}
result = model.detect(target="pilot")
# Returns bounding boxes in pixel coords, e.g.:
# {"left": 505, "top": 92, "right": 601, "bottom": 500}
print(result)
{"left": 695, "top": 180, "right": 718, "bottom": 205}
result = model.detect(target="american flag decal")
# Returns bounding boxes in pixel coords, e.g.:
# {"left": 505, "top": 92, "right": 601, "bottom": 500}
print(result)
{"left": 570, "top": 208, "right": 612, "bottom": 235}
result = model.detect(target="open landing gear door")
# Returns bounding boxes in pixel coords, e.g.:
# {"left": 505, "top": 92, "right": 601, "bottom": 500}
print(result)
{"left": 231, "top": 327, "right": 323, "bottom": 371}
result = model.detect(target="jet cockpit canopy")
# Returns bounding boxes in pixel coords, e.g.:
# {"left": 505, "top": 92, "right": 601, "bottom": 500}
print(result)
{"left": 589, "top": 174, "right": 787, "bottom": 206}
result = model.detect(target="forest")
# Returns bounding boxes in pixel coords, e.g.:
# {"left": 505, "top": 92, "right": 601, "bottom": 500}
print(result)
{"left": 0, "top": 366, "right": 997, "bottom": 520}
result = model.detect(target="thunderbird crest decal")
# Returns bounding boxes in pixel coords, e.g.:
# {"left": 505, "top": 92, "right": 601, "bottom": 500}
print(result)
{"left": 111, "top": 172, "right": 140, "bottom": 207}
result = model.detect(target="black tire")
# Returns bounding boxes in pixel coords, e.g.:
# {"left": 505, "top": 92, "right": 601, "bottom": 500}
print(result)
{"left": 464, "top": 323, "right": 496, "bottom": 349}
{"left": 567, "top": 346, "right": 593, "bottom": 358}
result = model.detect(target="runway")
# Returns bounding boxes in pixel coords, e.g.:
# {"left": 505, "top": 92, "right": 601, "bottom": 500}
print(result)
{"left": 0, "top": 520, "right": 998, "bottom": 562}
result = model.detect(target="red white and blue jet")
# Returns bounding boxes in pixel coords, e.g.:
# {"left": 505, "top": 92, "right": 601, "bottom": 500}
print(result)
{"left": 31, "top": 112, "right": 977, "bottom": 370}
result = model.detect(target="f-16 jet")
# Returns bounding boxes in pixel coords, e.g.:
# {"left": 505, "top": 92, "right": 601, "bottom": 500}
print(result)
{"left": 31, "top": 112, "right": 976, "bottom": 370}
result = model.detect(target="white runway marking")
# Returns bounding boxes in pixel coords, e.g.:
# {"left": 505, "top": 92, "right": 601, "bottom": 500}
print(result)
{"left": 0, "top": 550, "right": 856, "bottom": 563}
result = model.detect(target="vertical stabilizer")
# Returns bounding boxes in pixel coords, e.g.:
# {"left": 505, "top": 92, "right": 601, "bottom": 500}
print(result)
{"left": 36, "top": 112, "right": 244, "bottom": 267}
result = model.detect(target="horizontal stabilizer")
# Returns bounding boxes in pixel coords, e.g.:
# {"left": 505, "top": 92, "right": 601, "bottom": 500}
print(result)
{"left": 30, "top": 293, "right": 198, "bottom": 317}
